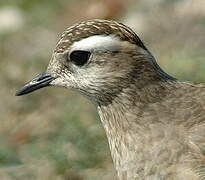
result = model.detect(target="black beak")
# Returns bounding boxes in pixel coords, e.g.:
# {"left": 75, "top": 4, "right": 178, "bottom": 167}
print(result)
{"left": 16, "top": 72, "right": 55, "bottom": 96}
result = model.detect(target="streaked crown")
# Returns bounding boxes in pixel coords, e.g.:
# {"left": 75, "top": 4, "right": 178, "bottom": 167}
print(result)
{"left": 55, "top": 19, "right": 147, "bottom": 53}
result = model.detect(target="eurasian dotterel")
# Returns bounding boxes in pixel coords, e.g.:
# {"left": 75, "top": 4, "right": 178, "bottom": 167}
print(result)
{"left": 16, "top": 19, "right": 205, "bottom": 180}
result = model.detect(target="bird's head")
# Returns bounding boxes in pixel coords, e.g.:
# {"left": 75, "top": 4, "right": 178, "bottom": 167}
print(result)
{"left": 16, "top": 19, "right": 173, "bottom": 105}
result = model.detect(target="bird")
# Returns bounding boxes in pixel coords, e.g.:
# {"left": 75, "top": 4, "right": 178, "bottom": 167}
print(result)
{"left": 16, "top": 19, "right": 205, "bottom": 180}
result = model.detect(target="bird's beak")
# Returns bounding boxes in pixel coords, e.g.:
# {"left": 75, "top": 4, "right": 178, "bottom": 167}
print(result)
{"left": 15, "top": 72, "right": 55, "bottom": 96}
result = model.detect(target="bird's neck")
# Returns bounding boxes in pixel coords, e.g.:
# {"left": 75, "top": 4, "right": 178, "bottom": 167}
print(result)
{"left": 97, "top": 78, "right": 176, "bottom": 137}
{"left": 97, "top": 80, "right": 178, "bottom": 179}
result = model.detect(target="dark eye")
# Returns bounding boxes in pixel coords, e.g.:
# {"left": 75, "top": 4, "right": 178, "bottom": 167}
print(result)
{"left": 69, "top": 50, "right": 91, "bottom": 66}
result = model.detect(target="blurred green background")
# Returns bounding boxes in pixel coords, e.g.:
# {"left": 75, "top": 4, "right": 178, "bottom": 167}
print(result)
{"left": 0, "top": 0, "right": 205, "bottom": 179}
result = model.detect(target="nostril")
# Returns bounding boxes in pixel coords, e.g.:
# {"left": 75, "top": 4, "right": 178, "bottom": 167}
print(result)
{"left": 36, "top": 73, "right": 53, "bottom": 81}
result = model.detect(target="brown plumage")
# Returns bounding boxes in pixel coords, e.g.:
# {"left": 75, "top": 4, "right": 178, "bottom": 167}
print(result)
{"left": 16, "top": 19, "right": 205, "bottom": 180}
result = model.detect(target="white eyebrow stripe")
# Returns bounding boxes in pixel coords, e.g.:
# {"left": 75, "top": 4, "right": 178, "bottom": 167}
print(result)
{"left": 71, "top": 35, "right": 123, "bottom": 52}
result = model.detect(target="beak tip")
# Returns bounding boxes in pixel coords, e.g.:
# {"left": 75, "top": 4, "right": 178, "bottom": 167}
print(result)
{"left": 15, "top": 90, "right": 22, "bottom": 96}
{"left": 15, "top": 86, "right": 27, "bottom": 96}
{"left": 15, "top": 92, "right": 19, "bottom": 96}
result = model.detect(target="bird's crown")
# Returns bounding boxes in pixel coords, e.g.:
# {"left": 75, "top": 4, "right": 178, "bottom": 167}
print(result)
{"left": 55, "top": 19, "right": 147, "bottom": 53}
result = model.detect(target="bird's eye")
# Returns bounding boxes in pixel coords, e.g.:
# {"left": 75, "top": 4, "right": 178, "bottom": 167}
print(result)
{"left": 69, "top": 50, "right": 91, "bottom": 66}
